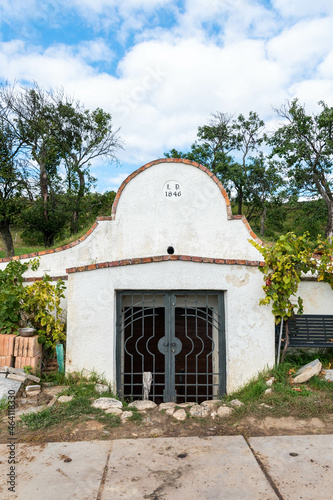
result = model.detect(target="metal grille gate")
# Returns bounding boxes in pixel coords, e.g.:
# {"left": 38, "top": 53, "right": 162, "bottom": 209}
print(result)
{"left": 116, "top": 291, "right": 226, "bottom": 403}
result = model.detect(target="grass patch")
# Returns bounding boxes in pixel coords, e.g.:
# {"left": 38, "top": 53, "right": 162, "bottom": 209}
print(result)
{"left": 128, "top": 411, "right": 143, "bottom": 423}
{"left": 0, "top": 396, "right": 8, "bottom": 412}
{"left": 220, "top": 351, "right": 333, "bottom": 421}
{"left": 21, "top": 372, "right": 121, "bottom": 431}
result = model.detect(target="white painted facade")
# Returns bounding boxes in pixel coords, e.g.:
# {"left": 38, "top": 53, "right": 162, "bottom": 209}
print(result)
{"left": 1, "top": 159, "right": 332, "bottom": 396}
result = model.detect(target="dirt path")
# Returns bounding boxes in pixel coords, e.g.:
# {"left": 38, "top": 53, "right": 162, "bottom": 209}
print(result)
{"left": 1, "top": 405, "right": 333, "bottom": 444}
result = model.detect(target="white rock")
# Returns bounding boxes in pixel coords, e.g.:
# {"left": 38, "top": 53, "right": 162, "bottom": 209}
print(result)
{"left": 58, "top": 396, "right": 73, "bottom": 403}
{"left": 201, "top": 400, "right": 219, "bottom": 409}
{"left": 26, "top": 385, "right": 41, "bottom": 393}
{"left": 7, "top": 374, "right": 26, "bottom": 383}
{"left": 47, "top": 396, "right": 58, "bottom": 408}
{"left": 166, "top": 408, "right": 175, "bottom": 416}
{"left": 105, "top": 408, "right": 122, "bottom": 416}
{"left": 177, "top": 402, "right": 195, "bottom": 408}
{"left": 323, "top": 369, "right": 333, "bottom": 382}
{"left": 173, "top": 409, "right": 187, "bottom": 421}
{"left": 260, "top": 403, "right": 273, "bottom": 409}
{"left": 229, "top": 399, "right": 244, "bottom": 408}
{"left": 189, "top": 404, "right": 210, "bottom": 418}
{"left": 128, "top": 400, "right": 157, "bottom": 410}
{"left": 95, "top": 383, "right": 109, "bottom": 394}
{"left": 159, "top": 402, "right": 176, "bottom": 411}
{"left": 211, "top": 411, "right": 217, "bottom": 420}
{"left": 121, "top": 411, "right": 133, "bottom": 421}
{"left": 264, "top": 388, "right": 272, "bottom": 395}
{"left": 92, "top": 397, "right": 123, "bottom": 410}
{"left": 266, "top": 377, "right": 275, "bottom": 387}
{"left": 292, "top": 359, "right": 322, "bottom": 384}
{"left": 217, "top": 406, "right": 234, "bottom": 418}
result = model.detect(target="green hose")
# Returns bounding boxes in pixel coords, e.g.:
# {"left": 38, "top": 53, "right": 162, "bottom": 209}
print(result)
{"left": 56, "top": 344, "right": 65, "bottom": 373}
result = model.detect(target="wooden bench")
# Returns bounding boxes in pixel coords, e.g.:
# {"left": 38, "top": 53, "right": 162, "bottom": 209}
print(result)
{"left": 276, "top": 315, "right": 333, "bottom": 361}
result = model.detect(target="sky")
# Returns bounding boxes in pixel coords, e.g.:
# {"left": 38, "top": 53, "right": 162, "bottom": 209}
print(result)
{"left": 1, "top": 0, "right": 333, "bottom": 192}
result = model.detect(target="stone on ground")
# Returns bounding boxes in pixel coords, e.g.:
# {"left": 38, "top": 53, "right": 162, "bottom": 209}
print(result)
{"left": 159, "top": 402, "right": 176, "bottom": 411}
{"left": 200, "top": 400, "right": 219, "bottom": 409}
{"left": 121, "top": 411, "right": 133, "bottom": 421}
{"left": 217, "top": 406, "right": 234, "bottom": 418}
{"left": 105, "top": 408, "right": 122, "bottom": 416}
{"left": 95, "top": 383, "right": 109, "bottom": 394}
{"left": 189, "top": 404, "right": 210, "bottom": 418}
{"left": 26, "top": 385, "right": 41, "bottom": 393}
{"left": 323, "top": 369, "right": 333, "bottom": 382}
{"left": 229, "top": 399, "right": 244, "bottom": 407}
{"left": 92, "top": 397, "right": 123, "bottom": 410}
{"left": 58, "top": 395, "right": 73, "bottom": 403}
{"left": 128, "top": 400, "right": 157, "bottom": 410}
{"left": 292, "top": 359, "right": 322, "bottom": 384}
{"left": 173, "top": 409, "right": 187, "bottom": 421}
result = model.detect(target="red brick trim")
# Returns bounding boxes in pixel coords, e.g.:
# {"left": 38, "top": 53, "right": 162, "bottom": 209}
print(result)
{"left": 0, "top": 222, "right": 100, "bottom": 264}
{"left": 23, "top": 276, "right": 68, "bottom": 282}
{"left": 110, "top": 158, "right": 263, "bottom": 245}
{"left": 66, "top": 255, "right": 264, "bottom": 274}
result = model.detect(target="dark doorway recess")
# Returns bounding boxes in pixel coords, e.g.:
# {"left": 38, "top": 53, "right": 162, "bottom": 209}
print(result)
{"left": 116, "top": 291, "right": 226, "bottom": 403}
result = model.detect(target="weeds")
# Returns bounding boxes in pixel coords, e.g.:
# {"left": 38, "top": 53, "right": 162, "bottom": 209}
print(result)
{"left": 221, "top": 351, "right": 333, "bottom": 421}
{"left": 20, "top": 371, "right": 121, "bottom": 431}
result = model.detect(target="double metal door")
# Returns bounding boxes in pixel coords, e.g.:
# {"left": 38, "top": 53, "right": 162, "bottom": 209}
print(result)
{"left": 116, "top": 291, "right": 225, "bottom": 403}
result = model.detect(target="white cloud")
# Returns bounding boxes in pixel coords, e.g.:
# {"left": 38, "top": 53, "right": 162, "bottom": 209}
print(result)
{"left": 1, "top": 1, "right": 333, "bottom": 191}
{"left": 271, "top": 0, "right": 333, "bottom": 18}
{"left": 103, "top": 171, "right": 131, "bottom": 192}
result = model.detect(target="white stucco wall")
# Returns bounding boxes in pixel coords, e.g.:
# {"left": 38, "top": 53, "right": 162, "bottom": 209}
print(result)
{"left": 0, "top": 160, "right": 263, "bottom": 278}
{"left": 1, "top": 159, "right": 332, "bottom": 395}
{"left": 65, "top": 261, "right": 275, "bottom": 394}
{"left": 111, "top": 162, "right": 262, "bottom": 261}
{"left": 298, "top": 281, "right": 333, "bottom": 314}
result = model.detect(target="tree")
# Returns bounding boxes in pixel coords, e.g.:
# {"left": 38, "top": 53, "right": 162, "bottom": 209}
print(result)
{"left": 269, "top": 99, "right": 333, "bottom": 240}
{"left": 0, "top": 83, "right": 122, "bottom": 246}
{"left": 251, "top": 232, "right": 333, "bottom": 362}
{"left": 166, "top": 111, "right": 285, "bottom": 232}
{"left": 55, "top": 99, "right": 122, "bottom": 234}
{"left": 0, "top": 118, "right": 28, "bottom": 256}
{"left": 0, "top": 83, "right": 63, "bottom": 246}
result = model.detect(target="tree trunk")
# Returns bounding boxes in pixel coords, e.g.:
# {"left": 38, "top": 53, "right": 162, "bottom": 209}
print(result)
{"left": 0, "top": 221, "right": 15, "bottom": 257}
{"left": 312, "top": 172, "right": 333, "bottom": 242}
{"left": 43, "top": 233, "right": 54, "bottom": 247}
{"left": 260, "top": 206, "right": 268, "bottom": 236}
{"left": 71, "top": 209, "right": 79, "bottom": 235}
{"left": 237, "top": 189, "right": 243, "bottom": 215}
{"left": 70, "top": 169, "right": 85, "bottom": 236}
{"left": 326, "top": 202, "right": 333, "bottom": 242}
{"left": 281, "top": 320, "right": 289, "bottom": 364}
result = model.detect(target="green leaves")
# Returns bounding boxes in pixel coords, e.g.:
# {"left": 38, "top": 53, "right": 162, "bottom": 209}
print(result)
{"left": 0, "top": 258, "right": 66, "bottom": 351}
{"left": 251, "top": 232, "right": 333, "bottom": 323}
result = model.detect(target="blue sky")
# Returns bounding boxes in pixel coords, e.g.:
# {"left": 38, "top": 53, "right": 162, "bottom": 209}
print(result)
{"left": 1, "top": 0, "right": 333, "bottom": 192}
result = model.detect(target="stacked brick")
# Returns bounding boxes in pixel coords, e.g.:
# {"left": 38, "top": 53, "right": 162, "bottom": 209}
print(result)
{"left": 0, "top": 334, "right": 16, "bottom": 367}
{"left": 14, "top": 336, "right": 42, "bottom": 370}
{"left": 0, "top": 335, "right": 42, "bottom": 370}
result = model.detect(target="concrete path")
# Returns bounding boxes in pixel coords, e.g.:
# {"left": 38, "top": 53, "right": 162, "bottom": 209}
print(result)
{"left": 0, "top": 435, "right": 332, "bottom": 499}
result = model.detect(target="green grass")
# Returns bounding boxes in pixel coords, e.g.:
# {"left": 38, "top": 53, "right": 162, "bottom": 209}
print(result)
{"left": 20, "top": 372, "right": 121, "bottom": 431}
{"left": 220, "top": 351, "right": 333, "bottom": 421}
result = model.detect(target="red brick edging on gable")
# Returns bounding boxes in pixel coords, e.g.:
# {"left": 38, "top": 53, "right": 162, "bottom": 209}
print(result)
{"left": 0, "top": 160, "right": 262, "bottom": 264}
{"left": 111, "top": 158, "right": 263, "bottom": 244}
{"left": 66, "top": 255, "right": 265, "bottom": 274}
{"left": 0, "top": 222, "right": 100, "bottom": 264}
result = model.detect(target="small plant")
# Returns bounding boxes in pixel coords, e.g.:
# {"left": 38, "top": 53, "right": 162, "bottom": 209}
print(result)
{"left": 128, "top": 411, "right": 143, "bottom": 423}
{"left": 23, "top": 365, "right": 33, "bottom": 375}
{"left": 0, "top": 257, "right": 66, "bottom": 353}
{"left": 251, "top": 232, "right": 333, "bottom": 362}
